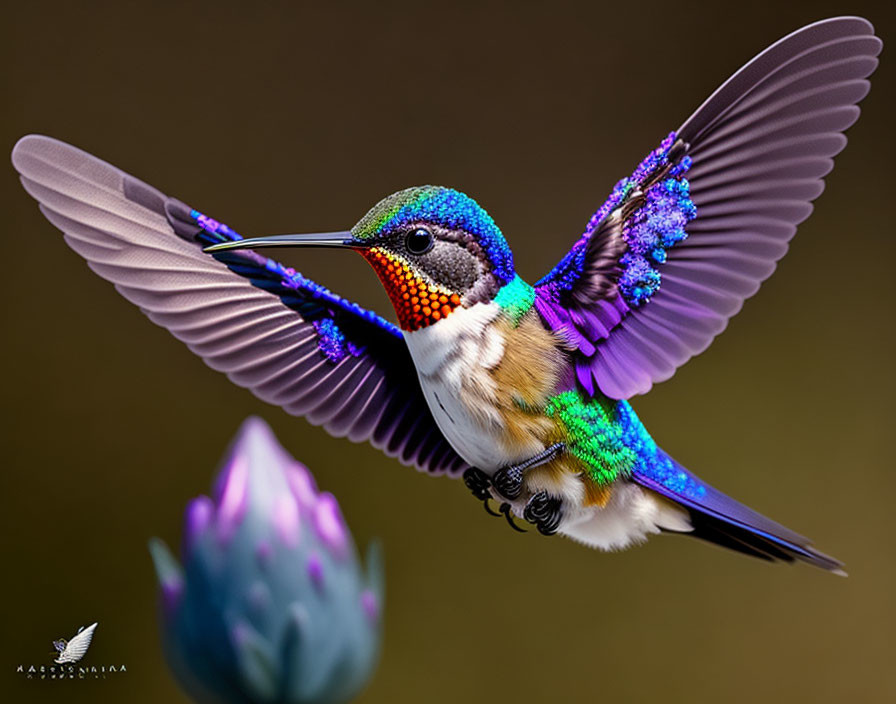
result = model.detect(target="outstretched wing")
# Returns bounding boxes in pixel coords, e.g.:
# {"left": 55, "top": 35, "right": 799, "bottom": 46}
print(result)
{"left": 12, "top": 136, "right": 469, "bottom": 477}
{"left": 535, "top": 17, "right": 881, "bottom": 399}
{"left": 57, "top": 623, "right": 97, "bottom": 663}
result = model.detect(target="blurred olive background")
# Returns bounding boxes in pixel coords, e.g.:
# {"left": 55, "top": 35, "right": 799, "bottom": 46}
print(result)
{"left": 2, "top": 1, "right": 894, "bottom": 702}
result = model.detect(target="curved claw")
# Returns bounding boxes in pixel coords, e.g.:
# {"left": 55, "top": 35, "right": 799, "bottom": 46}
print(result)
{"left": 499, "top": 503, "right": 527, "bottom": 533}
{"left": 464, "top": 467, "right": 505, "bottom": 518}
{"left": 482, "top": 498, "right": 501, "bottom": 517}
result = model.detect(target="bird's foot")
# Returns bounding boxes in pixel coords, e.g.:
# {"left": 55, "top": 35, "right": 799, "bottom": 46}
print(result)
{"left": 463, "top": 443, "right": 566, "bottom": 536}
{"left": 491, "top": 442, "right": 565, "bottom": 501}
{"left": 491, "top": 465, "right": 524, "bottom": 500}
{"left": 462, "top": 467, "right": 501, "bottom": 516}
{"left": 462, "top": 467, "right": 525, "bottom": 529}
{"left": 523, "top": 491, "right": 563, "bottom": 536}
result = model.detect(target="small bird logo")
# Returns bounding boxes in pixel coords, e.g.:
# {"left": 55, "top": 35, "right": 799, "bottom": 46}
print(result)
{"left": 52, "top": 623, "right": 97, "bottom": 664}
{"left": 11, "top": 17, "right": 881, "bottom": 573}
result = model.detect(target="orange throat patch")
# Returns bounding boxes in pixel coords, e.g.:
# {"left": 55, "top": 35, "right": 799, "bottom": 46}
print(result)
{"left": 362, "top": 247, "right": 461, "bottom": 331}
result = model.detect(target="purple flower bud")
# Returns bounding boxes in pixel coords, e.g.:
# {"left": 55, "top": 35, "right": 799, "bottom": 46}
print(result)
{"left": 285, "top": 462, "right": 318, "bottom": 511}
{"left": 214, "top": 454, "right": 249, "bottom": 544}
{"left": 150, "top": 416, "right": 382, "bottom": 704}
{"left": 273, "top": 493, "right": 301, "bottom": 547}
{"left": 306, "top": 553, "right": 324, "bottom": 589}
{"left": 313, "top": 492, "right": 348, "bottom": 557}
{"left": 182, "top": 495, "right": 213, "bottom": 558}
{"left": 361, "top": 589, "right": 380, "bottom": 624}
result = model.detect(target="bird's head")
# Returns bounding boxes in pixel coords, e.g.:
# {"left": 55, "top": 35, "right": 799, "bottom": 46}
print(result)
{"left": 206, "top": 186, "right": 516, "bottom": 331}
{"left": 350, "top": 186, "right": 516, "bottom": 330}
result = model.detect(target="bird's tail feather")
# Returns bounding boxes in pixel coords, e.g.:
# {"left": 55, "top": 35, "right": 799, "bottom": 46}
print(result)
{"left": 633, "top": 452, "right": 844, "bottom": 574}
{"left": 680, "top": 504, "right": 845, "bottom": 574}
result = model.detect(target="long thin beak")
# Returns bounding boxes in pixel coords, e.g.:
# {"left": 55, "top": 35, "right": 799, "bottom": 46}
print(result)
{"left": 203, "top": 231, "right": 362, "bottom": 253}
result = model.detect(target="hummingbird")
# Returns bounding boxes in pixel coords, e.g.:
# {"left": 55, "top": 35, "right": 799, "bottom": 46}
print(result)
{"left": 13, "top": 17, "right": 880, "bottom": 572}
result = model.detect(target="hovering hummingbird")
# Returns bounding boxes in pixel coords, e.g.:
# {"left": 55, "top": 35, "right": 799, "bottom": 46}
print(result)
{"left": 13, "top": 17, "right": 880, "bottom": 572}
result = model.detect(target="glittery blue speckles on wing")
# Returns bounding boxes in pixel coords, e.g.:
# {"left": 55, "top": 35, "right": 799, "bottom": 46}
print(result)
{"left": 615, "top": 401, "right": 706, "bottom": 501}
{"left": 617, "top": 253, "right": 661, "bottom": 306}
{"left": 618, "top": 169, "right": 696, "bottom": 306}
{"left": 189, "top": 208, "right": 243, "bottom": 244}
{"left": 534, "top": 133, "right": 696, "bottom": 306}
{"left": 352, "top": 186, "right": 516, "bottom": 284}
{"left": 312, "top": 318, "right": 364, "bottom": 363}
{"left": 587, "top": 134, "right": 681, "bottom": 239}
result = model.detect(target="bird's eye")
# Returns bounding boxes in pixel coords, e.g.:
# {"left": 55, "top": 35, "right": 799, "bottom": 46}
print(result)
{"left": 405, "top": 228, "right": 434, "bottom": 255}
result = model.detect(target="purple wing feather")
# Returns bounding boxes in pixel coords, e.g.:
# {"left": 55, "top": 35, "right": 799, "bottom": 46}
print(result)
{"left": 535, "top": 17, "right": 881, "bottom": 399}
{"left": 12, "top": 135, "right": 469, "bottom": 477}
